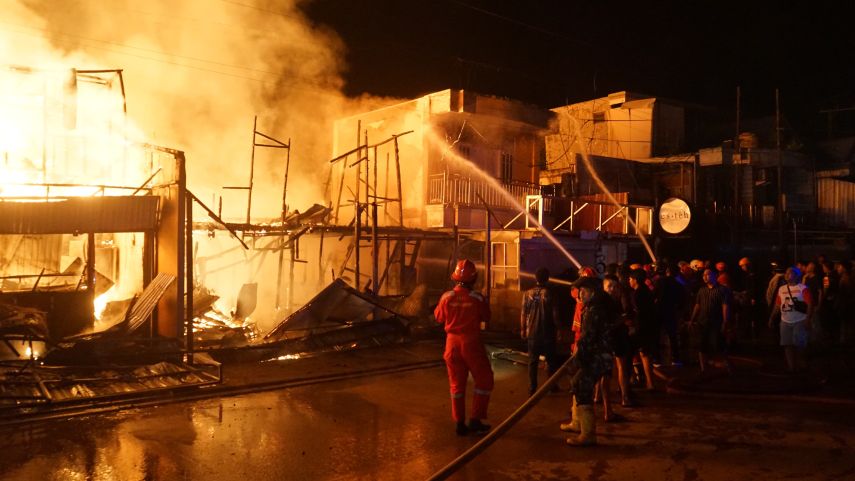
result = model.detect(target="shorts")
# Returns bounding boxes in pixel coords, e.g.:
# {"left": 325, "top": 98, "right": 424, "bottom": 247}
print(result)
{"left": 688, "top": 320, "right": 722, "bottom": 355}
{"left": 611, "top": 324, "right": 632, "bottom": 358}
{"left": 637, "top": 324, "right": 659, "bottom": 356}
{"left": 780, "top": 321, "right": 808, "bottom": 348}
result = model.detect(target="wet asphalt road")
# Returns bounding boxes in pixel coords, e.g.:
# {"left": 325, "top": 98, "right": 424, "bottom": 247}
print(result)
{"left": 1, "top": 355, "right": 853, "bottom": 481}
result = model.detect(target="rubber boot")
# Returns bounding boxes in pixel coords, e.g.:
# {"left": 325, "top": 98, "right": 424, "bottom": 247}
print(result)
{"left": 455, "top": 421, "right": 469, "bottom": 436}
{"left": 559, "top": 396, "right": 580, "bottom": 432}
{"left": 566, "top": 405, "right": 597, "bottom": 446}
{"left": 468, "top": 418, "right": 491, "bottom": 434}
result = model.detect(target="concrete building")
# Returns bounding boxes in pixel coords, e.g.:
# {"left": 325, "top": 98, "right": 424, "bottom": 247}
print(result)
{"left": 331, "top": 89, "right": 553, "bottom": 230}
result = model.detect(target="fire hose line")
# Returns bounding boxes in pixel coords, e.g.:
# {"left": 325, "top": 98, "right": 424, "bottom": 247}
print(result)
{"left": 426, "top": 354, "right": 576, "bottom": 481}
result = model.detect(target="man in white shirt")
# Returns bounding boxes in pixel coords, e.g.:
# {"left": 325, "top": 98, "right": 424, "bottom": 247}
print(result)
{"left": 768, "top": 267, "right": 813, "bottom": 372}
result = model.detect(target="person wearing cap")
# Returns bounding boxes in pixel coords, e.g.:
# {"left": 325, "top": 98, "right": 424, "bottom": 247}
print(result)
{"left": 735, "top": 257, "right": 759, "bottom": 341}
{"left": 769, "top": 266, "right": 813, "bottom": 372}
{"left": 521, "top": 267, "right": 561, "bottom": 395}
{"left": 435, "top": 259, "right": 494, "bottom": 436}
{"left": 571, "top": 266, "right": 597, "bottom": 349}
{"left": 559, "top": 276, "right": 614, "bottom": 446}
{"left": 688, "top": 259, "right": 705, "bottom": 294}
{"left": 690, "top": 259, "right": 704, "bottom": 271}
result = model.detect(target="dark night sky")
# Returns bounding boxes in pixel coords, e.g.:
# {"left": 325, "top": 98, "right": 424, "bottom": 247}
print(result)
{"left": 305, "top": 1, "right": 854, "bottom": 133}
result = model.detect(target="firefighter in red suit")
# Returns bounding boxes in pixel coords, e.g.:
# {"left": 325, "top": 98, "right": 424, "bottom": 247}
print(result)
{"left": 434, "top": 259, "right": 494, "bottom": 436}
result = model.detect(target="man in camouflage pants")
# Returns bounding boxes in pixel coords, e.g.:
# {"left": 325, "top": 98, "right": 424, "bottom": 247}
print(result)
{"left": 560, "top": 276, "right": 615, "bottom": 446}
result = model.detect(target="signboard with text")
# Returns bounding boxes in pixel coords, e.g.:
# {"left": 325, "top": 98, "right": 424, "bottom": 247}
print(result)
{"left": 658, "top": 197, "right": 691, "bottom": 234}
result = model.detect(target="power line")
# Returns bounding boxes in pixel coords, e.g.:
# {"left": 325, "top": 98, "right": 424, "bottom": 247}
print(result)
{"left": 443, "top": 0, "right": 594, "bottom": 49}
{"left": 88, "top": 3, "right": 289, "bottom": 39}
{"left": 0, "top": 19, "right": 279, "bottom": 78}
{"left": 215, "top": 0, "right": 295, "bottom": 19}
{"left": 1, "top": 20, "right": 345, "bottom": 100}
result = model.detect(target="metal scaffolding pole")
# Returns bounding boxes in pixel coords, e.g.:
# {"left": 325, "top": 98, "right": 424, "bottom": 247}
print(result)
{"left": 185, "top": 193, "right": 194, "bottom": 363}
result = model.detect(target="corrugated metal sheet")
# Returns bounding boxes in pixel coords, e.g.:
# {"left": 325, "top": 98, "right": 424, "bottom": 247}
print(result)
{"left": 0, "top": 235, "right": 63, "bottom": 278}
{"left": 0, "top": 196, "right": 159, "bottom": 234}
{"left": 817, "top": 178, "right": 855, "bottom": 228}
{"left": 128, "top": 273, "right": 176, "bottom": 334}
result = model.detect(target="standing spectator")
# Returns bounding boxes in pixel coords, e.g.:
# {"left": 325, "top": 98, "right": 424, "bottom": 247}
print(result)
{"left": 766, "top": 263, "right": 787, "bottom": 314}
{"left": 604, "top": 274, "right": 635, "bottom": 408}
{"left": 716, "top": 271, "right": 736, "bottom": 350}
{"left": 521, "top": 267, "right": 561, "bottom": 396}
{"left": 768, "top": 267, "right": 813, "bottom": 373}
{"left": 834, "top": 262, "right": 853, "bottom": 344}
{"left": 571, "top": 267, "right": 597, "bottom": 349}
{"left": 689, "top": 269, "right": 731, "bottom": 373}
{"left": 654, "top": 262, "right": 687, "bottom": 366}
{"left": 802, "top": 261, "right": 822, "bottom": 342}
{"left": 552, "top": 268, "right": 575, "bottom": 371}
{"left": 434, "top": 259, "right": 493, "bottom": 436}
{"left": 628, "top": 269, "right": 657, "bottom": 389}
{"left": 819, "top": 261, "right": 839, "bottom": 344}
{"left": 688, "top": 259, "right": 705, "bottom": 294}
{"left": 559, "top": 277, "right": 614, "bottom": 446}
{"left": 796, "top": 260, "right": 808, "bottom": 275}
{"left": 735, "top": 257, "right": 759, "bottom": 342}
{"left": 591, "top": 275, "right": 627, "bottom": 422}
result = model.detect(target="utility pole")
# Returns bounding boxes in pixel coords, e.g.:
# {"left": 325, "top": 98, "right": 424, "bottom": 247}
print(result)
{"left": 775, "top": 88, "right": 785, "bottom": 262}
{"left": 734, "top": 86, "right": 741, "bottom": 245}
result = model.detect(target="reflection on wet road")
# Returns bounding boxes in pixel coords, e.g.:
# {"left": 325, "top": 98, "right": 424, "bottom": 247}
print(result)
{"left": 1, "top": 359, "right": 853, "bottom": 480}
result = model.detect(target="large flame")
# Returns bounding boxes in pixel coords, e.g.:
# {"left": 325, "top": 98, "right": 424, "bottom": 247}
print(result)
{"left": 0, "top": 66, "right": 148, "bottom": 197}
{"left": 1, "top": 0, "right": 404, "bottom": 331}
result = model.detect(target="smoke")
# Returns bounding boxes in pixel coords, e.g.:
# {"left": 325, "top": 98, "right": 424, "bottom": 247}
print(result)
{"left": 1, "top": 0, "right": 396, "bottom": 216}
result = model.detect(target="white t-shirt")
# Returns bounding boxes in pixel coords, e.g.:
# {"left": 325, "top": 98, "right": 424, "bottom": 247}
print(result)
{"left": 775, "top": 283, "right": 812, "bottom": 324}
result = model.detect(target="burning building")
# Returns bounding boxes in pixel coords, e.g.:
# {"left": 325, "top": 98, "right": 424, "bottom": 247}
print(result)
{"left": 0, "top": 66, "right": 227, "bottom": 406}
{"left": 0, "top": 67, "right": 169, "bottom": 345}
{"left": 329, "top": 89, "right": 656, "bottom": 329}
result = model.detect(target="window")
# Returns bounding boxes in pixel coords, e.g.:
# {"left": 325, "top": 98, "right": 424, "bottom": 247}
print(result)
{"left": 491, "top": 242, "right": 518, "bottom": 267}
{"left": 491, "top": 241, "right": 519, "bottom": 288}
{"left": 593, "top": 111, "right": 606, "bottom": 123}
{"left": 501, "top": 152, "right": 513, "bottom": 183}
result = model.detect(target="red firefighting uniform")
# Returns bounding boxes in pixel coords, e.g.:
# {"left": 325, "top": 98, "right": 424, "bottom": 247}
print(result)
{"left": 434, "top": 285, "right": 494, "bottom": 422}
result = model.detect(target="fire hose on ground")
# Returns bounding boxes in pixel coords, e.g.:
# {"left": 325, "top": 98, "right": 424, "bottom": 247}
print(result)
{"left": 426, "top": 352, "right": 577, "bottom": 481}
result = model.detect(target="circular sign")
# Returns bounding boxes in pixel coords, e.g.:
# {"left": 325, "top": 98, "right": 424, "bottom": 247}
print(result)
{"left": 658, "top": 198, "right": 691, "bottom": 234}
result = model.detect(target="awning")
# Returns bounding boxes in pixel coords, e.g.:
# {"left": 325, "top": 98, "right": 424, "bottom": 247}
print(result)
{"left": 0, "top": 196, "right": 159, "bottom": 234}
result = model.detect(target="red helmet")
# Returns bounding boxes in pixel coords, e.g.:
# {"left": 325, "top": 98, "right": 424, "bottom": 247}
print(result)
{"left": 451, "top": 259, "right": 477, "bottom": 283}
{"left": 580, "top": 266, "right": 596, "bottom": 277}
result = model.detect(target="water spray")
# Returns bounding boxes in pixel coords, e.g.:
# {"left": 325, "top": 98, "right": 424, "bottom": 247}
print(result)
{"left": 561, "top": 110, "right": 658, "bottom": 264}
{"left": 517, "top": 270, "right": 574, "bottom": 287}
{"left": 427, "top": 127, "right": 582, "bottom": 269}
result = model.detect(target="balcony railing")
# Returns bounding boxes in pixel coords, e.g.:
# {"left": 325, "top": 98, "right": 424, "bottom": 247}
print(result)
{"left": 427, "top": 173, "right": 541, "bottom": 210}
{"left": 539, "top": 197, "right": 653, "bottom": 236}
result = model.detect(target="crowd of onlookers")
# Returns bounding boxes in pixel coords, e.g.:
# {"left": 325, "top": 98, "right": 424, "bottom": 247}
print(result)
{"left": 443, "top": 255, "right": 854, "bottom": 444}
{"left": 525, "top": 256, "right": 855, "bottom": 412}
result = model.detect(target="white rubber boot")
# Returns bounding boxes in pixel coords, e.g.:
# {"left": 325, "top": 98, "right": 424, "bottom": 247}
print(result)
{"left": 559, "top": 396, "right": 580, "bottom": 433}
{"left": 566, "top": 405, "right": 597, "bottom": 446}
